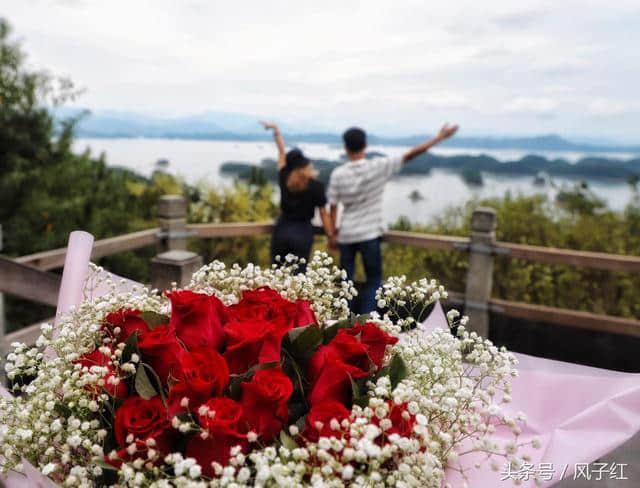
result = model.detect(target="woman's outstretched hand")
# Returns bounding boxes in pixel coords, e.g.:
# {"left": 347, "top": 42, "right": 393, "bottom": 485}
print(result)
{"left": 261, "top": 120, "right": 286, "bottom": 167}
{"left": 260, "top": 120, "right": 279, "bottom": 132}
{"left": 438, "top": 123, "right": 459, "bottom": 140}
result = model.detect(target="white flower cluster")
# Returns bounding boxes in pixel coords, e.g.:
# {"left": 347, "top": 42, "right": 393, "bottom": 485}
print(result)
{"left": 189, "top": 251, "right": 356, "bottom": 324}
{"left": 397, "top": 320, "right": 538, "bottom": 483}
{"left": 1, "top": 266, "right": 165, "bottom": 486}
{"left": 194, "top": 391, "right": 443, "bottom": 488}
{"left": 375, "top": 276, "right": 448, "bottom": 330}
{"left": 134, "top": 375, "right": 442, "bottom": 488}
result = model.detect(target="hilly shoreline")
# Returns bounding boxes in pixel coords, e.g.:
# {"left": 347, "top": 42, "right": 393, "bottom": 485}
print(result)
{"left": 221, "top": 152, "right": 640, "bottom": 186}
{"left": 57, "top": 108, "right": 640, "bottom": 154}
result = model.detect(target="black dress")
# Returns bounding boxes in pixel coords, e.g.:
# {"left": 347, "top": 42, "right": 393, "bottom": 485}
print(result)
{"left": 271, "top": 168, "right": 327, "bottom": 269}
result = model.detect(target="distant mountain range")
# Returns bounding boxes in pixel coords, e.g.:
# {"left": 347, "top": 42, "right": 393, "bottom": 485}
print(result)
{"left": 55, "top": 107, "right": 640, "bottom": 154}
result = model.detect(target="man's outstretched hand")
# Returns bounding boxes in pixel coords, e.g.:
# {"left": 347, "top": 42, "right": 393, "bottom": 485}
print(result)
{"left": 438, "top": 123, "right": 459, "bottom": 140}
{"left": 401, "top": 123, "right": 460, "bottom": 163}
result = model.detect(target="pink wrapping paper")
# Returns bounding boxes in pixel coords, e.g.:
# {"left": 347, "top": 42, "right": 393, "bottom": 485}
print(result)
{"left": 422, "top": 302, "right": 640, "bottom": 487}
{"left": 55, "top": 231, "right": 94, "bottom": 321}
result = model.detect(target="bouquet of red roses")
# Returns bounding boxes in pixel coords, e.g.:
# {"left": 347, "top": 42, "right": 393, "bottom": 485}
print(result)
{"left": 96, "top": 287, "right": 397, "bottom": 478}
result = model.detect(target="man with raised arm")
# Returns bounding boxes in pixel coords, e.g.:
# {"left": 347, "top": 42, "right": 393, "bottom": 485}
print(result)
{"left": 327, "top": 124, "right": 459, "bottom": 313}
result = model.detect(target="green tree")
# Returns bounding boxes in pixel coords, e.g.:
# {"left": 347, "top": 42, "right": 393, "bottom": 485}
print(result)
{"left": 383, "top": 193, "right": 640, "bottom": 319}
{"left": 0, "top": 19, "right": 185, "bottom": 330}
{"left": 188, "top": 181, "right": 278, "bottom": 267}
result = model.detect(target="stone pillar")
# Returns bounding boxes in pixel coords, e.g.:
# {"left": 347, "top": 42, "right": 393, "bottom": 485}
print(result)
{"left": 151, "top": 250, "right": 203, "bottom": 292}
{"left": 158, "top": 195, "right": 188, "bottom": 251}
{"left": 463, "top": 207, "right": 497, "bottom": 338}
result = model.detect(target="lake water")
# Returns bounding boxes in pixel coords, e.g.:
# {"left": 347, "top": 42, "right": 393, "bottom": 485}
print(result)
{"left": 73, "top": 138, "right": 637, "bottom": 225}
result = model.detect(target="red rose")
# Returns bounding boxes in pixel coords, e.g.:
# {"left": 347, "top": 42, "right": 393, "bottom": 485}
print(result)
{"left": 308, "top": 357, "right": 369, "bottom": 406}
{"left": 224, "top": 318, "right": 290, "bottom": 374}
{"left": 240, "top": 368, "right": 293, "bottom": 442}
{"left": 346, "top": 323, "right": 398, "bottom": 369}
{"left": 138, "top": 324, "right": 184, "bottom": 384}
{"left": 186, "top": 397, "right": 247, "bottom": 476}
{"left": 110, "top": 396, "right": 175, "bottom": 466}
{"left": 321, "top": 330, "right": 373, "bottom": 372}
{"left": 227, "top": 287, "right": 316, "bottom": 328}
{"left": 103, "top": 309, "right": 150, "bottom": 344}
{"left": 386, "top": 401, "right": 416, "bottom": 437}
{"left": 167, "top": 290, "right": 226, "bottom": 352}
{"left": 294, "top": 300, "right": 317, "bottom": 327}
{"left": 304, "top": 400, "right": 350, "bottom": 442}
{"left": 168, "top": 348, "right": 229, "bottom": 417}
{"left": 308, "top": 330, "right": 372, "bottom": 406}
{"left": 77, "top": 348, "right": 128, "bottom": 398}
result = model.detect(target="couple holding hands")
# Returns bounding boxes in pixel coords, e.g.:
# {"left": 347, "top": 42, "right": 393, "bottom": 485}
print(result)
{"left": 260, "top": 120, "right": 458, "bottom": 314}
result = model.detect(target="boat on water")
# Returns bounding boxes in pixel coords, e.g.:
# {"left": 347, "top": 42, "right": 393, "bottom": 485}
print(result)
{"left": 533, "top": 171, "right": 549, "bottom": 186}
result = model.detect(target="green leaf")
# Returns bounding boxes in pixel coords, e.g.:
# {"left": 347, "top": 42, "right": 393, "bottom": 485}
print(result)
{"left": 54, "top": 402, "right": 72, "bottom": 418}
{"left": 323, "top": 313, "right": 371, "bottom": 344}
{"left": 387, "top": 354, "right": 408, "bottom": 390}
{"left": 287, "top": 401, "right": 307, "bottom": 422}
{"left": 287, "top": 325, "right": 323, "bottom": 362}
{"left": 354, "top": 313, "right": 371, "bottom": 323}
{"left": 282, "top": 354, "right": 308, "bottom": 404}
{"left": 322, "top": 318, "right": 352, "bottom": 344}
{"left": 279, "top": 430, "right": 298, "bottom": 450}
{"left": 348, "top": 374, "right": 368, "bottom": 408}
{"left": 121, "top": 331, "right": 139, "bottom": 365}
{"left": 135, "top": 364, "right": 158, "bottom": 400}
{"left": 295, "top": 414, "right": 307, "bottom": 433}
{"left": 140, "top": 311, "right": 170, "bottom": 330}
{"left": 229, "top": 361, "right": 279, "bottom": 381}
{"left": 93, "top": 459, "right": 118, "bottom": 472}
{"left": 143, "top": 363, "right": 168, "bottom": 406}
{"left": 287, "top": 325, "right": 310, "bottom": 343}
{"left": 227, "top": 361, "right": 279, "bottom": 399}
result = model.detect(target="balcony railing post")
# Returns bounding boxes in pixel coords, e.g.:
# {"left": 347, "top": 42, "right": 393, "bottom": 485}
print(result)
{"left": 152, "top": 195, "right": 202, "bottom": 291}
{"left": 464, "top": 207, "right": 497, "bottom": 338}
{"left": 151, "top": 250, "right": 203, "bottom": 292}
{"left": 157, "top": 195, "right": 188, "bottom": 252}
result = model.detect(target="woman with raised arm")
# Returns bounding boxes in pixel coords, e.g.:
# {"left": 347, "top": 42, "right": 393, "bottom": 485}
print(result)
{"left": 260, "top": 121, "right": 336, "bottom": 271}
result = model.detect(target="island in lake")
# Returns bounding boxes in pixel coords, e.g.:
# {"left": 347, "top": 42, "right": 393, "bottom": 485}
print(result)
{"left": 220, "top": 152, "right": 640, "bottom": 186}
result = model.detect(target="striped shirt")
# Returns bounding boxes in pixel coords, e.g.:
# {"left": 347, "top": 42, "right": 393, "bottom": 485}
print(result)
{"left": 327, "top": 156, "right": 403, "bottom": 244}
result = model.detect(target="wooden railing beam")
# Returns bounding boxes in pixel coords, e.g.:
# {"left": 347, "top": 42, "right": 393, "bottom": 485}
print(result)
{"left": 3, "top": 318, "right": 54, "bottom": 348}
{"left": 495, "top": 242, "right": 640, "bottom": 273}
{"left": 382, "top": 230, "right": 469, "bottom": 250}
{"left": 0, "top": 257, "right": 60, "bottom": 306}
{"left": 186, "top": 222, "right": 275, "bottom": 238}
{"left": 14, "top": 228, "right": 159, "bottom": 271}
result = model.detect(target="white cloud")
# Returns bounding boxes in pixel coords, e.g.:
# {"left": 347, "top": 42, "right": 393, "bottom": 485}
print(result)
{"left": 503, "top": 97, "right": 558, "bottom": 117}
{"left": 2, "top": 0, "right": 640, "bottom": 138}
{"left": 588, "top": 98, "right": 637, "bottom": 117}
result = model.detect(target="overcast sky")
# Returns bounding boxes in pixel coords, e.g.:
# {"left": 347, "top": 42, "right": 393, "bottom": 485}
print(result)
{"left": 4, "top": 0, "right": 639, "bottom": 140}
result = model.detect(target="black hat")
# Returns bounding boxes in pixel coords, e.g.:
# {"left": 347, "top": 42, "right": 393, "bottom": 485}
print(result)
{"left": 285, "top": 148, "right": 310, "bottom": 171}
